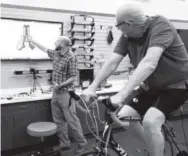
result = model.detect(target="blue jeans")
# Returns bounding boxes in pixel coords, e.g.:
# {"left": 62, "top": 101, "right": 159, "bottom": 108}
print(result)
{"left": 51, "top": 90, "right": 86, "bottom": 147}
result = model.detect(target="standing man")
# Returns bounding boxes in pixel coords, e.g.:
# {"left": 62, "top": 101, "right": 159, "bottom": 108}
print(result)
{"left": 28, "top": 36, "right": 87, "bottom": 154}
{"left": 82, "top": 3, "right": 188, "bottom": 156}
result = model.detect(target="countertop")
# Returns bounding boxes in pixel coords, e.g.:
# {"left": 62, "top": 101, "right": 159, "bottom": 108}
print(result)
{"left": 0, "top": 80, "right": 127, "bottom": 105}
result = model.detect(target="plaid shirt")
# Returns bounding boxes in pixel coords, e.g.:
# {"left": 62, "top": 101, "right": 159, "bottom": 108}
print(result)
{"left": 47, "top": 49, "right": 77, "bottom": 89}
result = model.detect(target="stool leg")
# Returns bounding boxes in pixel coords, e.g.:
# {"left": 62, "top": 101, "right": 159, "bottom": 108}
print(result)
{"left": 40, "top": 137, "right": 45, "bottom": 154}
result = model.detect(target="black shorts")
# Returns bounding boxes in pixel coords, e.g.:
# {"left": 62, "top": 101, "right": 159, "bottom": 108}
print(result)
{"left": 127, "top": 89, "right": 188, "bottom": 117}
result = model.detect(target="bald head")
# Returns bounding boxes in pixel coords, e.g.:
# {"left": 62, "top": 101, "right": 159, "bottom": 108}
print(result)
{"left": 57, "top": 36, "right": 71, "bottom": 47}
{"left": 55, "top": 36, "right": 71, "bottom": 52}
{"left": 116, "top": 3, "right": 147, "bottom": 26}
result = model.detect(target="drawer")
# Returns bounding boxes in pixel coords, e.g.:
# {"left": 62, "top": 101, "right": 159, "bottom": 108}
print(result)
{"left": 5, "top": 102, "right": 37, "bottom": 114}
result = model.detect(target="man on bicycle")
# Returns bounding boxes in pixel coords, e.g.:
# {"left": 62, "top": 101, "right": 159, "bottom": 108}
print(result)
{"left": 81, "top": 3, "right": 188, "bottom": 156}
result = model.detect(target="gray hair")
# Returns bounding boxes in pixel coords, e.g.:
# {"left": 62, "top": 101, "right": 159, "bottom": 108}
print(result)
{"left": 116, "top": 3, "right": 147, "bottom": 26}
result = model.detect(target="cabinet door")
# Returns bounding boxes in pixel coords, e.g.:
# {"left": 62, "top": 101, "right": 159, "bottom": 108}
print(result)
{"left": 36, "top": 100, "right": 53, "bottom": 121}
{"left": 10, "top": 102, "right": 39, "bottom": 149}
{"left": 12, "top": 110, "right": 39, "bottom": 149}
{"left": 1, "top": 115, "right": 13, "bottom": 151}
{"left": 1, "top": 105, "right": 14, "bottom": 151}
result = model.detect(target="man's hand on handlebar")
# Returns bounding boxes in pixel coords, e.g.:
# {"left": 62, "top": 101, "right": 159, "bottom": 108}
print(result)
{"left": 81, "top": 88, "right": 97, "bottom": 103}
{"left": 81, "top": 88, "right": 124, "bottom": 109}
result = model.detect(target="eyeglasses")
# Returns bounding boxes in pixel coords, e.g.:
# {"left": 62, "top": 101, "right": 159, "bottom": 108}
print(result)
{"left": 116, "top": 20, "right": 145, "bottom": 28}
{"left": 115, "top": 21, "right": 126, "bottom": 27}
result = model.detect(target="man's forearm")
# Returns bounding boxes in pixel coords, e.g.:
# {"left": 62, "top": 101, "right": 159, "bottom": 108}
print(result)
{"left": 89, "top": 61, "right": 117, "bottom": 90}
{"left": 59, "top": 76, "right": 76, "bottom": 87}
{"left": 118, "top": 60, "right": 157, "bottom": 100}
{"left": 30, "top": 39, "right": 48, "bottom": 53}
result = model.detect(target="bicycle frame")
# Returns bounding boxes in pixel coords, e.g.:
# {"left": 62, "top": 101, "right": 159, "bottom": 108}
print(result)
{"left": 94, "top": 94, "right": 143, "bottom": 156}
{"left": 98, "top": 111, "right": 129, "bottom": 156}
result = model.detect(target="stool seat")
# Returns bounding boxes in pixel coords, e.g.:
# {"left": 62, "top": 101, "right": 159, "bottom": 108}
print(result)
{"left": 27, "top": 122, "right": 57, "bottom": 137}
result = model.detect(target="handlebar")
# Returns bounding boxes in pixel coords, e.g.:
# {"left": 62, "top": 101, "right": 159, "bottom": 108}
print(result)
{"left": 68, "top": 89, "right": 117, "bottom": 111}
{"left": 68, "top": 89, "right": 142, "bottom": 129}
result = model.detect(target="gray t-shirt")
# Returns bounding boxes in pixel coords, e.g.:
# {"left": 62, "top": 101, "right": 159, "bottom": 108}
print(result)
{"left": 114, "top": 16, "right": 188, "bottom": 89}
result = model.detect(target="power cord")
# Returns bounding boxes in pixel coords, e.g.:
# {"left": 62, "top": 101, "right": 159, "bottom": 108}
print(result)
{"left": 78, "top": 95, "right": 109, "bottom": 144}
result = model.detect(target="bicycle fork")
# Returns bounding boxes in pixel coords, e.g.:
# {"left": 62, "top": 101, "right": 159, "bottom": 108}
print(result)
{"left": 102, "top": 123, "right": 129, "bottom": 156}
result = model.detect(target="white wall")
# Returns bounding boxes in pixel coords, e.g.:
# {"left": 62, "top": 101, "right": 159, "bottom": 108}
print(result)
{"left": 1, "top": 0, "right": 188, "bottom": 20}
{"left": 143, "top": 0, "right": 188, "bottom": 20}
{"left": 0, "top": 5, "right": 130, "bottom": 89}
{"left": 1, "top": 0, "right": 188, "bottom": 90}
